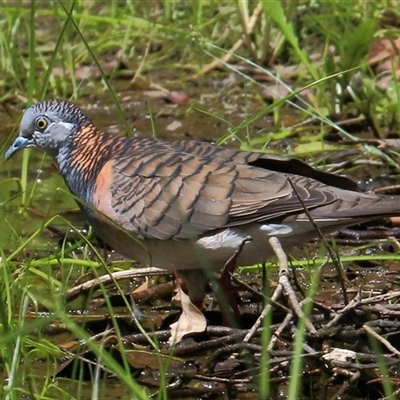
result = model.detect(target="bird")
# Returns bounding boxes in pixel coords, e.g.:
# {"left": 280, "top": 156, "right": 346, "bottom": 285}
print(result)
{"left": 5, "top": 99, "right": 400, "bottom": 307}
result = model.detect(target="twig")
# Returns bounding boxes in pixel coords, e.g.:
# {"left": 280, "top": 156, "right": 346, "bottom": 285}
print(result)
{"left": 328, "top": 370, "right": 360, "bottom": 400}
{"left": 326, "top": 289, "right": 361, "bottom": 328}
{"left": 64, "top": 267, "right": 167, "bottom": 302}
{"left": 287, "top": 177, "right": 349, "bottom": 305}
{"left": 268, "top": 312, "right": 293, "bottom": 351}
{"left": 359, "top": 290, "right": 400, "bottom": 304}
{"left": 269, "top": 237, "right": 317, "bottom": 334}
{"left": 363, "top": 324, "right": 400, "bottom": 358}
{"left": 221, "top": 236, "right": 253, "bottom": 276}
{"left": 131, "top": 39, "right": 151, "bottom": 85}
{"left": 195, "top": 2, "right": 263, "bottom": 77}
{"left": 243, "top": 284, "right": 283, "bottom": 343}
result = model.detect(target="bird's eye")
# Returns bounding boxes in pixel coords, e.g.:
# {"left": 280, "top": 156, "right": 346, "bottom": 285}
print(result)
{"left": 35, "top": 117, "right": 48, "bottom": 131}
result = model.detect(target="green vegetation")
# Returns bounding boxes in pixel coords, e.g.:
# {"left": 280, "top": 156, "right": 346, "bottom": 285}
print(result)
{"left": 1, "top": 1, "right": 400, "bottom": 399}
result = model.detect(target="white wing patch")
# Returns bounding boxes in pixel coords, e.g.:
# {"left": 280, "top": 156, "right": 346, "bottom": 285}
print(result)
{"left": 197, "top": 224, "right": 294, "bottom": 250}
{"left": 197, "top": 229, "right": 244, "bottom": 250}
{"left": 259, "top": 223, "right": 293, "bottom": 235}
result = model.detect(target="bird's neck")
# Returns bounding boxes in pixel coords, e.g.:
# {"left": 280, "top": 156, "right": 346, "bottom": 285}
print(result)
{"left": 55, "top": 125, "right": 129, "bottom": 205}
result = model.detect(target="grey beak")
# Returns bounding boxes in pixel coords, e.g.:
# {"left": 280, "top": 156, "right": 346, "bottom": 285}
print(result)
{"left": 5, "top": 136, "right": 34, "bottom": 161}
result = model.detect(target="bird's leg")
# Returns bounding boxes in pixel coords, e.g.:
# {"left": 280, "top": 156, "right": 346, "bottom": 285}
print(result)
{"left": 177, "top": 268, "right": 239, "bottom": 327}
{"left": 177, "top": 269, "right": 207, "bottom": 309}
{"left": 178, "top": 238, "right": 253, "bottom": 325}
{"left": 218, "top": 265, "right": 241, "bottom": 317}
{"left": 219, "top": 236, "right": 253, "bottom": 318}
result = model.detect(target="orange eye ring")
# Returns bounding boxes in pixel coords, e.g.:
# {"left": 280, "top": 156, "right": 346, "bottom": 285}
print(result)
{"left": 35, "top": 117, "right": 48, "bottom": 131}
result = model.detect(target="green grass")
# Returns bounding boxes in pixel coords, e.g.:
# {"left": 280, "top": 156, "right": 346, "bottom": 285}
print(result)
{"left": 2, "top": 0, "right": 400, "bottom": 399}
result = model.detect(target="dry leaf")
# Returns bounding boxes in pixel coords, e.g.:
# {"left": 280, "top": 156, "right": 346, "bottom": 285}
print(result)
{"left": 368, "top": 37, "right": 400, "bottom": 66}
{"left": 169, "top": 286, "right": 207, "bottom": 346}
{"left": 166, "top": 120, "right": 182, "bottom": 131}
{"left": 133, "top": 278, "right": 149, "bottom": 294}
{"left": 164, "top": 90, "right": 190, "bottom": 104}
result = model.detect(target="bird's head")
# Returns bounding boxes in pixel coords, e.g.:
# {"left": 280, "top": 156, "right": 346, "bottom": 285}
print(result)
{"left": 5, "top": 99, "right": 91, "bottom": 160}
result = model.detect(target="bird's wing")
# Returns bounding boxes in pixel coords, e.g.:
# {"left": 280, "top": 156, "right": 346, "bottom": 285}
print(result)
{"left": 97, "top": 145, "right": 338, "bottom": 240}
{"left": 165, "top": 139, "right": 360, "bottom": 191}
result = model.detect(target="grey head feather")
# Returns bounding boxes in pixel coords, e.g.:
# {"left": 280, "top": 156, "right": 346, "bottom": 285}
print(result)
{"left": 6, "top": 99, "right": 91, "bottom": 160}
{"left": 21, "top": 99, "right": 91, "bottom": 135}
